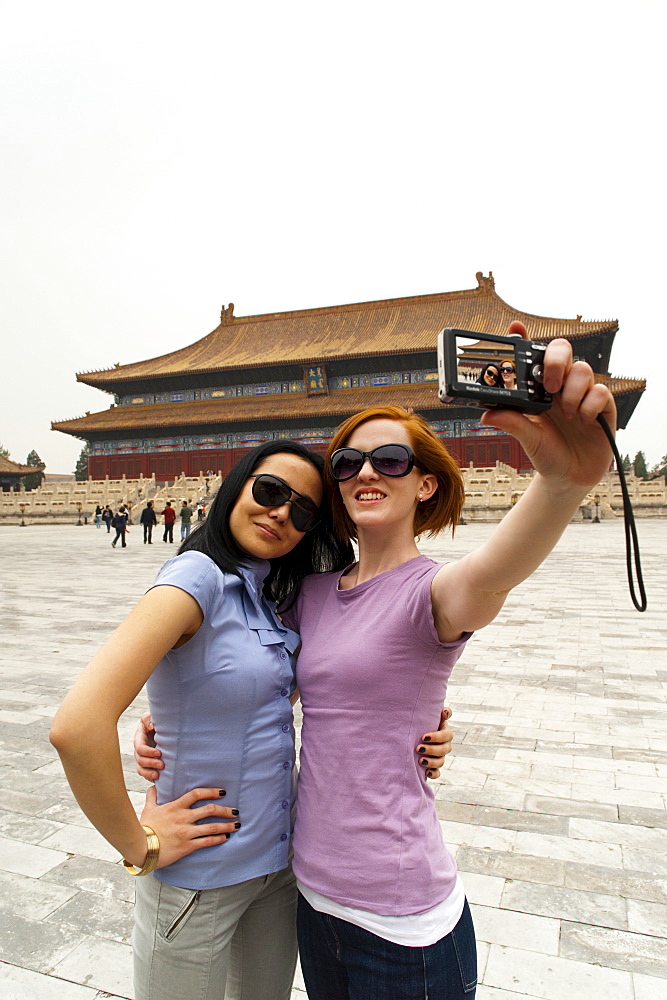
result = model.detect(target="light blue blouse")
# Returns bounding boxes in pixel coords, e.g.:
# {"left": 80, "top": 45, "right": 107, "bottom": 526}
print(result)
{"left": 146, "top": 550, "right": 300, "bottom": 890}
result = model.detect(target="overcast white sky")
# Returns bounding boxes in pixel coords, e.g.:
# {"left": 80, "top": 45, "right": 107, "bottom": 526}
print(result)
{"left": 1, "top": 0, "right": 665, "bottom": 474}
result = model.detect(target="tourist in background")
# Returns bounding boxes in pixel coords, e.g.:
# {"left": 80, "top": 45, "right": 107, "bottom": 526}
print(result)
{"left": 180, "top": 499, "right": 193, "bottom": 539}
{"left": 140, "top": 500, "right": 157, "bottom": 544}
{"left": 161, "top": 501, "right": 176, "bottom": 543}
{"left": 94, "top": 505, "right": 103, "bottom": 528}
{"left": 111, "top": 505, "right": 129, "bottom": 548}
{"left": 102, "top": 505, "right": 113, "bottom": 532}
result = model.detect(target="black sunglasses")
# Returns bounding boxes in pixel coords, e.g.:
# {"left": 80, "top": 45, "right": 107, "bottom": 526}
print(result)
{"left": 500, "top": 366, "right": 515, "bottom": 373}
{"left": 250, "top": 474, "right": 320, "bottom": 533}
{"left": 329, "top": 444, "right": 415, "bottom": 482}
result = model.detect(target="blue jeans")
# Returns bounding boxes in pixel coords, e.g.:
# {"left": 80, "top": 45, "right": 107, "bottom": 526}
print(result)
{"left": 297, "top": 894, "right": 477, "bottom": 1000}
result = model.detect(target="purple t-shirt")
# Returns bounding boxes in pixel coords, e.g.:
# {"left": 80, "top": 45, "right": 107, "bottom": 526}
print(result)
{"left": 283, "top": 555, "right": 471, "bottom": 916}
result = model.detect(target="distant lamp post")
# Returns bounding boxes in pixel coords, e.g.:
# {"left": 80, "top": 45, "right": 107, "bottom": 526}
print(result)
{"left": 593, "top": 494, "right": 601, "bottom": 523}
{"left": 76, "top": 501, "right": 83, "bottom": 526}
{"left": 19, "top": 502, "right": 26, "bottom": 527}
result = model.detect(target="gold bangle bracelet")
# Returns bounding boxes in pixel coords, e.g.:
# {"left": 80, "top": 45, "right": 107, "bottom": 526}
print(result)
{"left": 123, "top": 825, "right": 160, "bottom": 876}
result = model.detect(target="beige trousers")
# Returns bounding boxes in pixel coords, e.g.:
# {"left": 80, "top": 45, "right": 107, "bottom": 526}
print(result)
{"left": 132, "top": 864, "right": 298, "bottom": 1000}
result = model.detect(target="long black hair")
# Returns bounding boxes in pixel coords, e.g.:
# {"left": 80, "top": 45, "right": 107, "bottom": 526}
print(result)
{"left": 476, "top": 363, "right": 502, "bottom": 387}
{"left": 179, "top": 441, "right": 353, "bottom": 606}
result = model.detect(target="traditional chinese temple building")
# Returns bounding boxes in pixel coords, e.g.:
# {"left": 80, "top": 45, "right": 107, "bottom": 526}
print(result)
{"left": 52, "top": 273, "right": 645, "bottom": 480}
{"left": 0, "top": 454, "right": 43, "bottom": 492}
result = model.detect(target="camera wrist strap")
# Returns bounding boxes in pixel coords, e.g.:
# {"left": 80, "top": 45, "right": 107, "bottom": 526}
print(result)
{"left": 596, "top": 414, "right": 647, "bottom": 612}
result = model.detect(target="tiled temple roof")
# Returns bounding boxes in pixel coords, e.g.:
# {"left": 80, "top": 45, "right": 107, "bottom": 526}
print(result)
{"left": 0, "top": 454, "right": 42, "bottom": 475}
{"left": 52, "top": 374, "right": 645, "bottom": 437}
{"left": 76, "top": 273, "right": 619, "bottom": 389}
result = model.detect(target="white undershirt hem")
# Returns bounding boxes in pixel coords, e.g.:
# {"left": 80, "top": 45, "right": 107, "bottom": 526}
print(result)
{"left": 297, "top": 875, "right": 465, "bottom": 947}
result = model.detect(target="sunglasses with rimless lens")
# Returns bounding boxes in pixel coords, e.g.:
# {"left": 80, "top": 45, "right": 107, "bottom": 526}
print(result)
{"left": 250, "top": 474, "right": 320, "bottom": 532}
{"left": 329, "top": 444, "right": 415, "bottom": 482}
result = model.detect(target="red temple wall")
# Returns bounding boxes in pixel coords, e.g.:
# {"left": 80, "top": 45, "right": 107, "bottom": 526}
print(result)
{"left": 88, "top": 436, "right": 530, "bottom": 482}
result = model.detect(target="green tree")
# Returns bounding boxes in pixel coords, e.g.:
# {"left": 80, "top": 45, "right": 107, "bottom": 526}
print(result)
{"left": 74, "top": 443, "right": 90, "bottom": 481}
{"left": 633, "top": 451, "right": 648, "bottom": 479}
{"left": 0, "top": 443, "right": 10, "bottom": 458}
{"left": 649, "top": 453, "right": 667, "bottom": 480}
{"left": 23, "top": 449, "right": 46, "bottom": 491}
{"left": 621, "top": 453, "right": 632, "bottom": 472}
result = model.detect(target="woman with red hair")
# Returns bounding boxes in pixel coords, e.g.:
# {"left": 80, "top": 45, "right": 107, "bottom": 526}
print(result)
{"left": 284, "top": 326, "right": 615, "bottom": 999}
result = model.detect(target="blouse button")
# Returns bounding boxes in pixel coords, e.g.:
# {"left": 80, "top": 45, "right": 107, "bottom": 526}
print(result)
{"left": 280, "top": 833, "right": 288, "bottom": 841}
{"left": 281, "top": 800, "right": 289, "bottom": 809}
{"left": 280, "top": 688, "right": 288, "bottom": 697}
{"left": 279, "top": 652, "right": 287, "bottom": 659}
{"left": 282, "top": 761, "right": 290, "bottom": 770}
{"left": 281, "top": 724, "right": 290, "bottom": 733}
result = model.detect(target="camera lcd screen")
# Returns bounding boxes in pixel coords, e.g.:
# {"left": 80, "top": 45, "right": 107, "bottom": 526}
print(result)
{"left": 452, "top": 333, "right": 519, "bottom": 394}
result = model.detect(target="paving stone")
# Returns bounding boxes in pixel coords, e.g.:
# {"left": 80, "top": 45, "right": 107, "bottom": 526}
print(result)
{"left": 46, "top": 890, "right": 134, "bottom": 944}
{"left": 483, "top": 943, "right": 634, "bottom": 999}
{"left": 475, "top": 988, "right": 547, "bottom": 1000}
{"left": 618, "top": 803, "right": 667, "bottom": 829}
{"left": 42, "top": 855, "right": 136, "bottom": 903}
{"left": 0, "top": 808, "right": 64, "bottom": 844}
{"left": 469, "top": 804, "right": 569, "bottom": 836}
{"left": 50, "top": 935, "right": 133, "bottom": 998}
{"left": 38, "top": 823, "right": 123, "bottom": 863}
{"left": 0, "top": 962, "right": 102, "bottom": 1000}
{"left": 471, "top": 903, "right": 560, "bottom": 955}
{"left": 0, "top": 789, "right": 62, "bottom": 822}
{"left": 512, "top": 830, "right": 622, "bottom": 868}
{"left": 0, "top": 869, "right": 78, "bottom": 920}
{"left": 523, "top": 794, "right": 618, "bottom": 822}
{"left": 39, "top": 799, "right": 96, "bottom": 826}
{"left": 563, "top": 861, "right": 667, "bottom": 905}
{"left": 626, "top": 897, "right": 667, "bottom": 939}
{"left": 500, "top": 879, "right": 628, "bottom": 931}
{"left": 456, "top": 847, "right": 566, "bottom": 887}
{"left": 622, "top": 846, "right": 667, "bottom": 876}
{"left": 633, "top": 971, "right": 667, "bottom": 1000}
{"left": 0, "top": 833, "right": 67, "bottom": 877}
{"left": 560, "top": 920, "right": 667, "bottom": 979}
{"left": 458, "top": 871, "right": 505, "bottom": 908}
{"left": 0, "top": 909, "right": 86, "bottom": 973}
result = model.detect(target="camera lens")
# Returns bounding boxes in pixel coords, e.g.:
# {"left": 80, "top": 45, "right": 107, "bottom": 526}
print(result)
{"left": 531, "top": 364, "right": 544, "bottom": 384}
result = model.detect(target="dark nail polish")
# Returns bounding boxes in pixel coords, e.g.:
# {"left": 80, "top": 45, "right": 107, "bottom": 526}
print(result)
{"left": 426, "top": 771, "right": 434, "bottom": 779}
{"left": 420, "top": 758, "right": 428, "bottom": 766}
{"left": 225, "top": 833, "right": 231, "bottom": 839}
{"left": 231, "top": 809, "right": 239, "bottom": 816}
{"left": 219, "top": 790, "right": 226, "bottom": 797}
{"left": 422, "top": 736, "right": 432, "bottom": 743}
{"left": 417, "top": 747, "right": 426, "bottom": 754}
{"left": 234, "top": 822, "right": 241, "bottom": 829}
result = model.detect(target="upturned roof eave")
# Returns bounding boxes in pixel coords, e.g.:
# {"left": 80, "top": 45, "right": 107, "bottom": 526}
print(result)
{"left": 76, "top": 327, "right": 619, "bottom": 391}
{"left": 74, "top": 277, "right": 620, "bottom": 388}
{"left": 75, "top": 345, "right": 445, "bottom": 390}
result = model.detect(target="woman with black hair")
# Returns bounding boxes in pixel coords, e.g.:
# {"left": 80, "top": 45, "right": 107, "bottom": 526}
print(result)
{"left": 476, "top": 363, "right": 502, "bottom": 387}
{"left": 50, "top": 441, "right": 451, "bottom": 1000}
{"left": 49, "top": 442, "right": 346, "bottom": 999}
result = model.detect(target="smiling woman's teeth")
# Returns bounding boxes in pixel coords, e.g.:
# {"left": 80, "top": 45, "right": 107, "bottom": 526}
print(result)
{"left": 358, "top": 492, "right": 385, "bottom": 501}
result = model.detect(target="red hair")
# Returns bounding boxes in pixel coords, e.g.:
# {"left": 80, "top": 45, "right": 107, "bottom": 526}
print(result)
{"left": 324, "top": 406, "right": 465, "bottom": 543}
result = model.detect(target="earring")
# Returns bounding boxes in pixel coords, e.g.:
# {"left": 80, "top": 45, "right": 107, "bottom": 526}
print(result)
{"left": 418, "top": 493, "right": 423, "bottom": 502}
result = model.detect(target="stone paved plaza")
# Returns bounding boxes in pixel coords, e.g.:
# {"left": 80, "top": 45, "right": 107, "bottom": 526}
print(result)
{"left": 0, "top": 520, "right": 665, "bottom": 1000}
